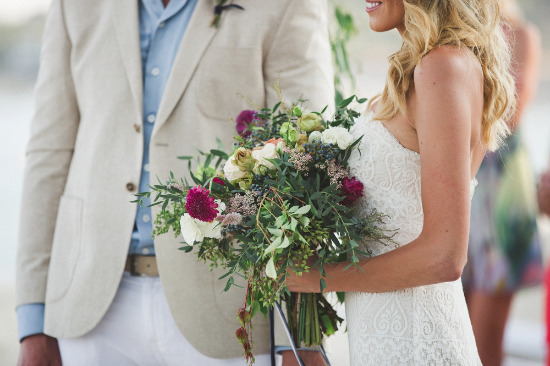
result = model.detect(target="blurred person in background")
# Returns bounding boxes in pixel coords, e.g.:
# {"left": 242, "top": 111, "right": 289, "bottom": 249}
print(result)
{"left": 14, "top": 0, "right": 334, "bottom": 365}
{"left": 538, "top": 160, "right": 550, "bottom": 366}
{"left": 462, "top": 0, "right": 543, "bottom": 365}
{"left": 538, "top": 169, "right": 550, "bottom": 365}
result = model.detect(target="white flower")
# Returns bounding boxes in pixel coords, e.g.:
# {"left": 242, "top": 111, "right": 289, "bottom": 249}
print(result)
{"left": 223, "top": 155, "right": 248, "bottom": 182}
{"left": 215, "top": 199, "right": 226, "bottom": 214}
{"left": 196, "top": 220, "right": 222, "bottom": 240}
{"left": 180, "top": 213, "right": 223, "bottom": 244}
{"left": 308, "top": 131, "right": 323, "bottom": 143}
{"left": 322, "top": 127, "right": 354, "bottom": 150}
{"left": 180, "top": 214, "right": 204, "bottom": 245}
{"left": 252, "top": 143, "right": 278, "bottom": 172}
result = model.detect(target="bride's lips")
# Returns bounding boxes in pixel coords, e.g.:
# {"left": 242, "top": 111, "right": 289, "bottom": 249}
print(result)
{"left": 365, "top": 1, "right": 382, "bottom": 12}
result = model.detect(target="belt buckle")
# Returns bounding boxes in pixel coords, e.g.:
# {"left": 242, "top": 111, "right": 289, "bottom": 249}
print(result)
{"left": 128, "top": 254, "right": 139, "bottom": 276}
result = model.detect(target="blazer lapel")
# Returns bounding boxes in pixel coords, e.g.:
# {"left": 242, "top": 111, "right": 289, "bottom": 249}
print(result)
{"left": 111, "top": 1, "right": 143, "bottom": 120}
{"left": 153, "top": 0, "right": 219, "bottom": 136}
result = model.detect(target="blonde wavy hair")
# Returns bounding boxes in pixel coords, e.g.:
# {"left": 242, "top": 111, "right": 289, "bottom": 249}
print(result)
{"left": 370, "top": 0, "right": 516, "bottom": 151}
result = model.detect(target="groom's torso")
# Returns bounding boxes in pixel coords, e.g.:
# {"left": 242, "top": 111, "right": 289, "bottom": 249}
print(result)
{"left": 41, "top": 0, "right": 333, "bottom": 357}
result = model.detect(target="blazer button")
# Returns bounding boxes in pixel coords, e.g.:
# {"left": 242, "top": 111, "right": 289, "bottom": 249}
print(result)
{"left": 126, "top": 183, "right": 136, "bottom": 192}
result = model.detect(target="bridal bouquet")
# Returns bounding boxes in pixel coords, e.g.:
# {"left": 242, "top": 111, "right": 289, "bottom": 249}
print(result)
{"left": 136, "top": 95, "right": 392, "bottom": 364}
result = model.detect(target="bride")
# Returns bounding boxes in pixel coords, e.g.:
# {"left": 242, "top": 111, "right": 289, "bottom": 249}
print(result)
{"left": 287, "top": 0, "right": 515, "bottom": 364}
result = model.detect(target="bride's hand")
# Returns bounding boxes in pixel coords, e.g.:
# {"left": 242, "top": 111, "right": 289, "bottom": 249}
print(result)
{"left": 285, "top": 257, "right": 323, "bottom": 293}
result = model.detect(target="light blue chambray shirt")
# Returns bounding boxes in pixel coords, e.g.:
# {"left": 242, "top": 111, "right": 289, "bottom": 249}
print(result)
{"left": 17, "top": 0, "right": 197, "bottom": 341}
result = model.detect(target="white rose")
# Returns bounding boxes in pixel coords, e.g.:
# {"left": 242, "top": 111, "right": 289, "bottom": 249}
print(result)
{"left": 308, "top": 131, "right": 323, "bottom": 143}
{"left": 180, "top": 214, "right": 204, "bottom": 245}
{"left": 322, "top": 127, "right": 354, "bottom": 150}
{"left": 252, "top": 143, "right": 278, "bottom": 172}
{"left": 223, "top": 155, "right": 248, "bottom": 182}
{"left": 197, "top": 220, "right": 222, "bottom": 240}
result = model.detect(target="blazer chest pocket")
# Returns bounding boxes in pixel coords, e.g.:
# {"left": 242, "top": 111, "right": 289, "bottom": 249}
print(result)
{"left": 196, "top": 47, "right": 263, "bottom": 120}
{"left": 45, "top": 195, "right": 83, "bottom": 303}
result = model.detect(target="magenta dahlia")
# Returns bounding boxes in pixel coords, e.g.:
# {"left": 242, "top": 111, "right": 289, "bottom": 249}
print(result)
{"left": 341, "top": 176, "right": 364, "bottom": 206}
{"left": 185, "top": 186, "right": 219, "bottom": 222}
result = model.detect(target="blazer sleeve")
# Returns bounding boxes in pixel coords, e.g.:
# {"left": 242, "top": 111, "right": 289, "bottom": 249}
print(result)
{"left": 15, "top": 0, "right": 80, "bottom": 307}
{"left": 263, "top": 0, "right": 335, "bottom": 115}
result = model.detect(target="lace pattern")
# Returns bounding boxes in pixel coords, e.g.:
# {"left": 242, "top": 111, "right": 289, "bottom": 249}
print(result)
{"left": 345, "top": 115, "right": 481, "bottom": 365}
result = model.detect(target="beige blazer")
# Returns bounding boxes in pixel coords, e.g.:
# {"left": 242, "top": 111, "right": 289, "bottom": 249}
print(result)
{"left": 16, "top": 0, "right": 334, "bottom": 358}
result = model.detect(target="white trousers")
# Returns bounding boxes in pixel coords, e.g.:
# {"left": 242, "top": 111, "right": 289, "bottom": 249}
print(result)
{"left": 58, "top": 272, "right": 276, "bottom": 366}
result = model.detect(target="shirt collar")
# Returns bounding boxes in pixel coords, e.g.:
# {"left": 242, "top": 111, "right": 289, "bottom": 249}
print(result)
{"left": 141, "top": 0, "right": 189, "bottom": 24}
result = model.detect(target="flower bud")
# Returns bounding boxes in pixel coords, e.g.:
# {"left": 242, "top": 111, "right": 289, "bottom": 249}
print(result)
{"left": 308, "top": 131, "right": 323, "bottom": 143}
{"left": 232, "top": 148, "right": 256, "bottom": 172}
{"left": 237, "top": 173, "right": 253, "bottom": 190}
{"left": 298, "top": 112, "right": 324, "bottom": 132}
{"left": 296, "top": 134, "right": 308, "bottom": 152}
{"left": 238, "top": 308, "right": 251, "bottom": 325}
{"left": 279, "top": 122, "right": 299, "bottom": 143}
{"left": 235, "top": 327, "right": 248, "bottom": 344}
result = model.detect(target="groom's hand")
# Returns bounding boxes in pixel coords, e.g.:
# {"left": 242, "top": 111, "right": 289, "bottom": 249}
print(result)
{"left": 18, "top": 334, "right": 61, "bottom": 366}
{"left": 281, "top": 350, "right": 327, "bottom": 366}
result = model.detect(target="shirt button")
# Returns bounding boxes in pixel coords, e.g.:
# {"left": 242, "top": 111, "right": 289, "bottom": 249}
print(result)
{"left": 151, "top": 67, "right": 160, "bottom": 76}
{"left": 159, "top": 21, "right": 166, "bottom": 28}
{"left": 142, "top": 214, "right": 151, "bottom": 223}
{"left": 147, "top": 114, "right": 156, "bottom": 123}
{"left": 144, "top": 163, "right": 150, "bottom": 172}
{"left": 142, "top": 248, "right": 150, "bottom": 255}
{"left": 126, "top": 183, "right": 136, "bottom": 192}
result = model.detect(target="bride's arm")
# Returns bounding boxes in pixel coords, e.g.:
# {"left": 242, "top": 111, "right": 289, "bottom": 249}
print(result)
{"left": 287, "top": 47, "right": 484, "bottom": 293}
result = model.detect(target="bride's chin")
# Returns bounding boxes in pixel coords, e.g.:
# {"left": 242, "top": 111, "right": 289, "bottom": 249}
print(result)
{"left": 368, "top": 20, "right": 393, "bottom": 33}
{"left": 368, "top": 17, "right": 401, "bottom": 33}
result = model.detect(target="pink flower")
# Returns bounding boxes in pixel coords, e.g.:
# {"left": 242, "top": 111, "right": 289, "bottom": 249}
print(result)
{"left": 185, "top": 186, "right": 219, "bottom": 222}
{"left": 236, "top": 110, "right": 256, "bottom": 138}
{"left": 341, "top": 177, "right": 364, "bottom": 205}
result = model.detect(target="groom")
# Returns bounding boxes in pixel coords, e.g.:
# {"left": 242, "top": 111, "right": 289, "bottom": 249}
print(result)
{"left": 15, "top": 0, "right": 333, "bottom": 364}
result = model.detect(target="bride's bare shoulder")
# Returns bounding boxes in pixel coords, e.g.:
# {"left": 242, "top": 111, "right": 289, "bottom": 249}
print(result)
{"left": 413, "top": 46, "right": 483, "bottom": 106}
{"left": 414, "top": 46, "right": 482, "bottom": 90}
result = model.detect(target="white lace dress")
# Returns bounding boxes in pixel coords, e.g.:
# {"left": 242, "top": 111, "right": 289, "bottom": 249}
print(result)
{"left": 345, "top": 113, "right": 481, "bottom": 365}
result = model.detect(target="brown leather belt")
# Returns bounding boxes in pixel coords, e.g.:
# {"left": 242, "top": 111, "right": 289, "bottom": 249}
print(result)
{"left": 124, "top": 255, "right": 159, "bottom": 277}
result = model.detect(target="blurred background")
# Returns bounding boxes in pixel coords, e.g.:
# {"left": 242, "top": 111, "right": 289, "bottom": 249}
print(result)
{"left": 1, "top": 0, "right": 548, "bottom": 364}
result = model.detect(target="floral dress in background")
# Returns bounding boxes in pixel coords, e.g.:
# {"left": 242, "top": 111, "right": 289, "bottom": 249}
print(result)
{"left": 463, "top": 132, "right": 544, "bottom": 293}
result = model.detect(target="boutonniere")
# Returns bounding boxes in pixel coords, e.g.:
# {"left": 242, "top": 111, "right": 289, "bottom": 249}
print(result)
{"left": 211, "top": 0, "right": 245, "bottom": 28}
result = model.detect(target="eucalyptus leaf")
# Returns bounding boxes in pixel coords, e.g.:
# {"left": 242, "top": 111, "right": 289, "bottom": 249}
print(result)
{"left": 266, "top": 257, "right": 277, "bottom": 279}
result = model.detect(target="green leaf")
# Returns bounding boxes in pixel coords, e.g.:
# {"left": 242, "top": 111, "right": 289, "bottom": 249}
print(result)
{"left": 338, "top": 95, "right": 354, "bottom": 109}
{"left": 250, "top": 300, "right": 261, "bottom": 317}
{"left": 223, "top": 276, "right": 234, "bottom": 292}
{"left": 290, "top": 217, "right": 298, "bottom": 232}
{"left": 279, "top": 236, "right": 291, "bottom": 249}
{"left": 267, "top": 228, "right": 283, "bottom": 236}
{"left": 320, "top": 278, "right": 327, "bottom": 292}
{"left": 293, "top": 205, "right": 311, "bottom": 216}
{"left": 266, "top": 257, "right": 277, "bottom": 279}
{"left": 210, "top": 149, "right": 228, "bottom": 159}
{"left": 310, "top": 192, "right": 322, "bottom": 200}
{"left": 263, "top": 236, "right": 283, "bottom": 255}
